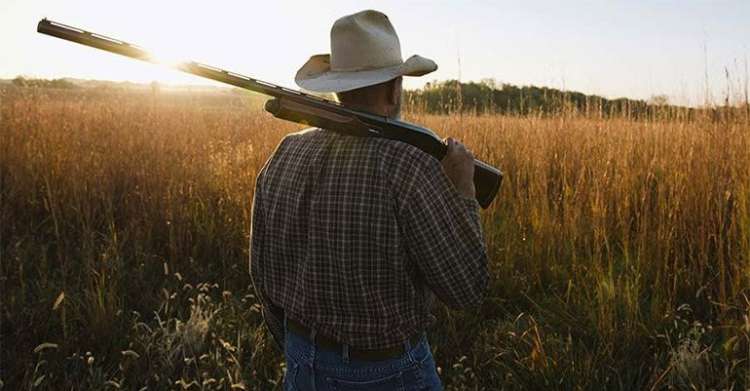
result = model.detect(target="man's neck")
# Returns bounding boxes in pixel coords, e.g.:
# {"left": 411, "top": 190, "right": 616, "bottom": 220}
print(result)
{"left": 341, "top": 102, "right": 399, "bottom": 119}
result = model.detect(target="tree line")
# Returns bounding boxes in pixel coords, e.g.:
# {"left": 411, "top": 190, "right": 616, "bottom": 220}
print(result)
{"left": 403, "top": 79, "right": 687, "bottom": 119}
{"left": 11, "top": 76, "right": 78, "bottom": 89}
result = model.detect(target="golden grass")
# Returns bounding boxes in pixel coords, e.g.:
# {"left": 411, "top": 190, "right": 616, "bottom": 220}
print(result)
{"left": 1, "top": 86, "right": 749, "bottom": 389}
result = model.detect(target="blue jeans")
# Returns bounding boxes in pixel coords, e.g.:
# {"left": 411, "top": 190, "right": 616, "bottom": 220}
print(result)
{"left": 283, "top": 325, "right": 443, "bottom": 390}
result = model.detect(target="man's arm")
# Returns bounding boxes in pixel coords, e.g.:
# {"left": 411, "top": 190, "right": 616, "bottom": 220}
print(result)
{"left": 399, "top": 139, "right": 489, "bottom": 309}
{"left": 249, "top": 170, "right": 286, "bottom": 352}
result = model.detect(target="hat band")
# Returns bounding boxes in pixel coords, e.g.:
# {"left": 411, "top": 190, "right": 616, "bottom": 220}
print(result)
{"left": 330, "top": 60, "right": 404, "bottom": 73}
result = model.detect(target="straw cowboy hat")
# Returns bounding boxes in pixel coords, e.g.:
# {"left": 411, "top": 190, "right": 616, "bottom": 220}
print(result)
{"left": 295, "top": 10, "right": 438, "bottom": 93}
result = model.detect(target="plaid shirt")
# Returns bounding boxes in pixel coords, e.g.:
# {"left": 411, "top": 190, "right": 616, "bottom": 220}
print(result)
{"left": 249, "top": 128, "right": 488, "bottom": 350}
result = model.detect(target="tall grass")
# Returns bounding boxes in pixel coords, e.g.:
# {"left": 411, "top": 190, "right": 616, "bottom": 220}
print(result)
{"left": 1, "top": 86, "right": 749, "bottom": 389}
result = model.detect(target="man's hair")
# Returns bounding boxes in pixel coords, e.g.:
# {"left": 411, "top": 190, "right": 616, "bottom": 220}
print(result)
{"left": 336, "top": 80, "right": 391, "bottom": 103}
{"left": 336, "top": 77, "right": 402, "bottom": 118}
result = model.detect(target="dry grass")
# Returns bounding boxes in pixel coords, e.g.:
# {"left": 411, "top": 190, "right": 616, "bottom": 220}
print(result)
{"left": 1, "top": 86, "right": 749, "bottom": 390}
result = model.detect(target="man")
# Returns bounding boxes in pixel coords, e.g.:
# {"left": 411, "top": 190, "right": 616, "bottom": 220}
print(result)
{"left": 250, "top": 10, "right": 488, "bottom": 390}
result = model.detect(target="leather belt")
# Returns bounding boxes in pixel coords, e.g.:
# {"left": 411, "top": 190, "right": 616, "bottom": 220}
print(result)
{"left": 286, "top": 318, "right": 423, "bottom": 362}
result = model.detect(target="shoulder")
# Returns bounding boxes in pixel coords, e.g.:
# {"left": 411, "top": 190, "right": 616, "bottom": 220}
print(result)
{"left": 282, "top": 128, "right": 436, "bottom": 165}
{"left": 265, "top": 128, "right": 324, "bottom": 160}
{"left": 285, "top": 127, "right": 324, "bottom": 139}
{"left": 256, "top": 130, "right": 314, "bottom": 182}
{"left": 268, "top": 128, "right": 442, "bottom": 179}
{"left": 378, "top": 138, "right": 442, "bottom": 179}
{"left": 269, "top": 127, "right": 324, "bottom": 151}
{"left": 360, "top": 134, "right": 436, "bottom": 165}
{"left": 268, "top": 128, "right": 314, "bottom": 154}
{"left": 374, "top": 138, "right": 446, "bottom": 209}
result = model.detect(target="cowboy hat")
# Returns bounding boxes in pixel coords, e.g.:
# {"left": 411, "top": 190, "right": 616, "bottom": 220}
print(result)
{"left": 295, "top": 10, "right": 438, "bottom": 93}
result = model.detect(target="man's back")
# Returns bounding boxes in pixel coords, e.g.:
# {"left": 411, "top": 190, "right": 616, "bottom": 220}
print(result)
{"left": 250, "top": 128, "right": 488, "bottom": 350}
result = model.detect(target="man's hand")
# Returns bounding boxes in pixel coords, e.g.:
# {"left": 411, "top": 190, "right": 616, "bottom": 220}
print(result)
{"left": 441, "top": 137, "right": 476, "bottom": 200}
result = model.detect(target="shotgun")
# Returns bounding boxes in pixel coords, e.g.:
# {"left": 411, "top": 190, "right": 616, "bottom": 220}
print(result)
{"left": 37, "top": 18, "right": 502, "bottom": 208}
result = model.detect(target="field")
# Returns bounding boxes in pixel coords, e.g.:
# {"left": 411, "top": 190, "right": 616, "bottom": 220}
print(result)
{"left": 1, "top": 86, "right": 749, "bottom": 390}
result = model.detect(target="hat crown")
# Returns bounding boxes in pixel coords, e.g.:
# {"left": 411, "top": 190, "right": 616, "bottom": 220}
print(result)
{"left": 330, "top": 10, "right": 403, "bottom": 72}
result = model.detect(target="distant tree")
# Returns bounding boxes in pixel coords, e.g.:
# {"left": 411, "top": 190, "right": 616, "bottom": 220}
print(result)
{"left": 49, "top": 79, "right": 76, "bottom": 89}
{"left": 11, "top": 76, "right": 76, "bottom": 89}
{"left": 12, "top": 76, "right": 28, "bottom": 87}
{"left": 480, "top": 78, "right": 497, "bottom": 89}
{"left": 649, "top": 94, "right": 670, "bottom": 106}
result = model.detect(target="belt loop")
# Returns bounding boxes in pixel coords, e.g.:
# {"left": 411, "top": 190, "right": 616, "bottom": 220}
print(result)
{"left": 342, "top": 343, "right": 350, "bottom": 365}
{"left": 404, "top": 335, "right": 416, "bottom": 363}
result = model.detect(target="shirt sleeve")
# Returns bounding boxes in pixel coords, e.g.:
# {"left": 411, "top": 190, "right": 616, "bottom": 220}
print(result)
{"left": 398, "top": 154, "right": 489, "bottom": 310}
{"left": 249, "top": 162, "right": 285, "bottom": 352}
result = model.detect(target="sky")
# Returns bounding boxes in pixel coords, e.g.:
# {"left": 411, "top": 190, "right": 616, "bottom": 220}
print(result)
{"left": 1, "top": 0, "right": 748, "bottom": 106}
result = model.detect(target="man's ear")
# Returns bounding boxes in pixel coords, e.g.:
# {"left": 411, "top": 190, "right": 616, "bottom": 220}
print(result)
{"left": 388, "top": 77, "right": 402, "bottom": 105}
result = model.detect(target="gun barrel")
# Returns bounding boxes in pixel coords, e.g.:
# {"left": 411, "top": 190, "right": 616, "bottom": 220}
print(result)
{"left": 36, "top": 19, "right": 323, "bottom": 100}
{"left": 38, "top": 19, "right": 154, "bottom": 61}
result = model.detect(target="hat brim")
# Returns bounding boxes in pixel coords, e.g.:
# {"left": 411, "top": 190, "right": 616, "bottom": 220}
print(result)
{"left": 295, "top": 54, "right": 437, "bottom": 93}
